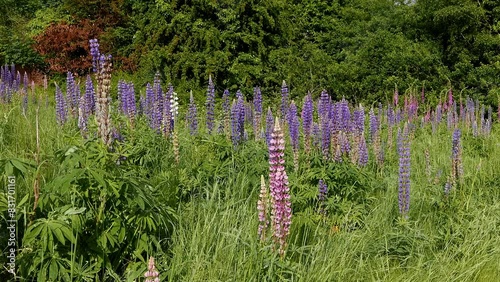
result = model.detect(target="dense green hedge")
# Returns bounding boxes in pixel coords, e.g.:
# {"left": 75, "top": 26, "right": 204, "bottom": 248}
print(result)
{"left": 2, "top": 0, "right": 500, "bottom": 102}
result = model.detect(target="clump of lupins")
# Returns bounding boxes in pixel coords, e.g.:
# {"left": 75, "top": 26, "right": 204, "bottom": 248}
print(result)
{"left": 55, "top": 85, "right": 67, "bottom": 126}
{"left": 187, "top": 91, "right": 198, "bottom": 136}
{"left": 268, "top": 117, "right": 291, "bottom": 256}
{"left": 257, "top": 175, "right": 270, "bottom": 242}
{"left": 144, "top": 256, "right": 160, "bottom": 282}
{"left": 318, "top": 179, "right": 328, "bottom": 215}
{"left": 397, "top": 123, "right": 411, "bottom": 218}
{"left": 253, "top": 86, "right": 262, "bottom": 140}
{"left": 206, "top": 75, "right": 215, "bottom": 134}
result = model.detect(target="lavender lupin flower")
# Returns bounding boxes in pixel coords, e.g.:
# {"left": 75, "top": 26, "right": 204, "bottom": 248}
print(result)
{"left": 318, "top": 180, "right": 328, "bottom": 201}
{"left": 206, "top": 75, "right": 215, "bottom": 134}
{"left": 126, "top": 82, "right": 136, "bottom": 125}
{"left": 369, "top": 107, "right": 379, "bottom": 143}
{"left": 118, "top": 80, "right": 127, "bottom": 115}
{"left": 84, "top": 75, "right": 95, "bottom": 114}
{"left": 451, "top": 128, "right": 462, "bottom": 185}
{"left": 301, "top": 92, "right": 314, "bottom": 153}
{"left": 288, "top": 101, "right": 300, "bottom": 171}
{"left": 78, "top": 95, "right": 88, "bottom": 137}
{"left": 318, "top": 90, "right": 330, "bottom": 120}
{"left": 89, "top": 39, "right": 100, "bottom": 73}
{"left": 269, "top": 117, "right": 292, "bottom": 256}
{"left": 231, "top": 100, "right": 241, "bottom": 145}
{"left": 66, "top": 72, "right": 78, "bottom": 117}
{"left": 253, "top": 86, "right": 262, "bottom": 140}
{"left": 221, "top": 89, "right": 231, "bottom": 138}
{"left": 265, "top": 107, "right": 274, "bottom": 146}
{"left": 280, "top": 80, "right": 289, "bottom": 121}
{"left": 312, "top": 122, "right": 321, "bottom": 150}
{"left": 353, "top": 105, "right": 365, "bottom": 135}
{"left": 358, "top": 133, "right": 368, "bottom": 167}
{"left": 187, "top": 91, "right": 198, "bottom": 136}
{"left": 318, "top": 179, "right": 328, "bottom": 215}
{"left": 161, "top": 84, "right": 173, "bottom": 136}
{"left": 397, "top": 124, "right": 411, "bottom": 218}
{"left": 55, "top": 85, "right": 67, "bottom": 125}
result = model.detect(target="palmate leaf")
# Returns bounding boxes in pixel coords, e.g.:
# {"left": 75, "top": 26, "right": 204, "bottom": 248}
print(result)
{"left": 23, "top": 218, "right": 76, "bottom": 252}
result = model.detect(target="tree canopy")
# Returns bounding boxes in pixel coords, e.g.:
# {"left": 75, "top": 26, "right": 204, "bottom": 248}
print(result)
{"left": 2, "top": 0, "right": 500, "bottom": 102}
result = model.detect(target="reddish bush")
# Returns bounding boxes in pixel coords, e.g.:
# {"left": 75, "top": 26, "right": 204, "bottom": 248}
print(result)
{"left": 34, "top": 20, "right": 102, "bottom": 75}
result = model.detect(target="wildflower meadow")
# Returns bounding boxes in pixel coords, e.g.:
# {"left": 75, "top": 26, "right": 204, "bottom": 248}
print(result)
{"left": 0, "top": 37, "right": 499, "bottom": 281}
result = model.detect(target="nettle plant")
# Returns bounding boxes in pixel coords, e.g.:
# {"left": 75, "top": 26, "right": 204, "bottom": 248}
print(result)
{"left": 18, "top": 138, "right": 175, "bottom": 281}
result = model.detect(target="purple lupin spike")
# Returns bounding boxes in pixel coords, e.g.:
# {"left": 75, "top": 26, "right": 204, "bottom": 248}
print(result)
{"left": 55, "top": 85, "right": 67, "bottom": 126}
{"left": 288, "top": 101, "right": 300, "bottom": 171}
{"left": 301, "top": 92, "right": 314, "bottom": 153}
{"left": 89, "top": 39, "right": 101, "bottom": 73}
{"left": 369, "top": 107, "right": 378, "bottom": 143}
{"left": 312, "top": 122, "right": 321, "bottom": 150}
{"left": 187, "top": 91, "right": 198, "bottom": 136}
{"left": 127, "top": 82, "right": 136, "bottom": 123}
{"left": 145, "top": 83, "right": 155, "bottom": 129}
{"left": 280, "top": 80, "right": 289, "bottom": 121}
{"left": 318, "top": 179, "right": 328, "bottom": 215}
{"left": 66, "top": 72, "right": 78, "bottom": 117}
{"left": 231, "top": 100, "right": 241, "bottom": 145}
{"left": 265, "top": 107, "right": 274, "bottom": 146}
{"left": 118, "top": 80, "right": 128, "bottom": 115}
{"left": 206, "top": 75, "right": 215, "bottom": 134}
{"left": 358, "top": 133, "right": 368, "bottom": 167}
{"left": 253, "top": 86, "right": 262, "bottom": 140}
{"left": 397, "top": 123, "right": 411, "bottom": 218}
{"left": 84, "top": 75, "right": 95, "bottom": 114}
{"left": 451, "top": 128, "right": 463, "bottom": 185}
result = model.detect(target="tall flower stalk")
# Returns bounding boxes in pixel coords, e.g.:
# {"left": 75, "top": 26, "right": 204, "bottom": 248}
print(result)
{"left": 450, "top": 128, "right": 463, "bottom": 186}
{"left": 302, "top": 92, "right": 314, "bottom": 155}
{"left": 253, "top": 86, "right": 262, "bottom": 140}
{"left": 318, "top": 180, "right": 328, "bottom": 215}
{"left": 187, "top": 91, "right": 198, "bottom": 136}
{"left": 55, "top": 85, "right": 67, "bottom": 126}
{"left": 257, "top": 175, "right": 270, "bottom": 242}
{"left": 96, "top": 55, "right": 113, "bottom": 147}
{"left": 269, "top": 117, "right": 292, "bottom": 256}
{"left": 288, "top": 101, "right": 300, "bottom": 171}
{"left": 397, "top": 123, "right": 411, "bottom": 218}
{"left": 206, "top": 75, "right": 215, "bottom": 134}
